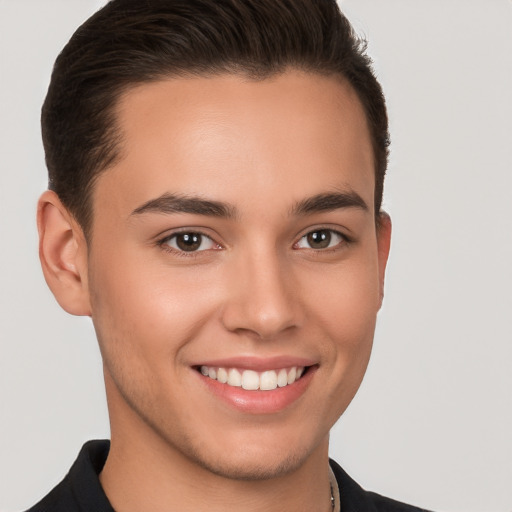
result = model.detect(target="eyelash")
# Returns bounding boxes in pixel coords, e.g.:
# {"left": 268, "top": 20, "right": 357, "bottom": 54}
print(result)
{"left": 157, "top": 227, "right": 350, "bottom": 257}
{"left": 158, "top": 230, "right": 220, "bottom": 258}
{"left": 294, "top": 228, "right": 350, "bottom": 252}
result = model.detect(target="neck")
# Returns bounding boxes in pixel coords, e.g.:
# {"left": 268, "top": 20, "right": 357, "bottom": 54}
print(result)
{"left": 101, "top": 433, "right": 332, "bottom": 512}
{"left": 101, "top": 384, "right": 332, "bottom": 512}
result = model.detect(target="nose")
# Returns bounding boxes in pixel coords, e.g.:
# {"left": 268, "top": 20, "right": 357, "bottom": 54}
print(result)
{"left": 220, "top": 249, "right": 301, "bottom": 340}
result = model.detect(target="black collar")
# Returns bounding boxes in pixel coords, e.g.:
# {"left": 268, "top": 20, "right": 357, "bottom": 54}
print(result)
{"left": 28, "top": 440, "right": 429, "bottom": 512}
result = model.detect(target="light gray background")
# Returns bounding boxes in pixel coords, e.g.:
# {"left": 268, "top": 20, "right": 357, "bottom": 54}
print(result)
{"left": 1, "top": 1, "right": 511, "bottom": 511}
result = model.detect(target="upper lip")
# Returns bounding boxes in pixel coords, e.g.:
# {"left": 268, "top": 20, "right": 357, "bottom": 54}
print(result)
{"left": 193, "top": 356, "right": 317, "bottom": 372}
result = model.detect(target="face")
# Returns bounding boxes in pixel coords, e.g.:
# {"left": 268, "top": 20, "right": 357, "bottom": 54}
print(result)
{"left": 85, "top": 71, "right": 390, "bottom": 479}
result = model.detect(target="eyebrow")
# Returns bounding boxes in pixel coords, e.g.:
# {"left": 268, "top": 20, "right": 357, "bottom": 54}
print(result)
{"left": 131, "top": 193, "right": 238, "bottom": 218}
{"left": 290, "top": 191, "right": 368, "bottom": 216}
{"left": 131, "top": 190, "right": 368, "bottom": 219}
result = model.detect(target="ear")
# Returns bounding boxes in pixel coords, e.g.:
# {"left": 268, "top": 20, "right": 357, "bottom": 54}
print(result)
{"left": 376, "top": 211, "right": 392, "bottom": 308}
{"left": 37, "top": 190, "right": 91, "bottom": 316}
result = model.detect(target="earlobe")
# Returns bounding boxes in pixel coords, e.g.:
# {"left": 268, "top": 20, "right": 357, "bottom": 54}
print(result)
{"left": 376, "top": 211, "right": 392, "bottom": 308}
{"left": 37, "top": 190, "right": 91, "bottom": 316}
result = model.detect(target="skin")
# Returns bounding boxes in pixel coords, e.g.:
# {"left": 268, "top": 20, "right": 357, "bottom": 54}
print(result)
{"left": 38, "top": 70, "right": 391, "bottom": 512}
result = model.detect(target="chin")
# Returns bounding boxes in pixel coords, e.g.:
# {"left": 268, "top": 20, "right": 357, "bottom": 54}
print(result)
{"left": 161, "top": 413, "right": 331, "bottom": 482}
{"left": 182, "top": 442, "right": 311, "bottom": 481}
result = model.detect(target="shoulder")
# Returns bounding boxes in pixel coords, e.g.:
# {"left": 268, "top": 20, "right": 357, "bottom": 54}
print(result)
{"left": 24, "top": 474, "right": 76, "bottom": 512}
{"left": 24, "top": 440, "right": 113, "bottom": 512}
{"left": 329, "top": 459, "right": 433, "bottom": 512}
{"left": 366, "top": 492, "right": 432, "bottom": 512}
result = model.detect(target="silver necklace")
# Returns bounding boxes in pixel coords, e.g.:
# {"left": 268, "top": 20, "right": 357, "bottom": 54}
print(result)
{"left": 328, "top": 466, "right": 340, "bottom": 512}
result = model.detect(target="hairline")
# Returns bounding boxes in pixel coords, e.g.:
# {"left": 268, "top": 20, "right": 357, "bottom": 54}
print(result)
{"left": 79, "top": 67, "right": 381, "bottom": 242}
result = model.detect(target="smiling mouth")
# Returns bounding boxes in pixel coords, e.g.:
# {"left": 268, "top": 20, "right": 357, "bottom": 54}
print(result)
{"left": 197, "top": 365, "right": 310, "bottom": 391}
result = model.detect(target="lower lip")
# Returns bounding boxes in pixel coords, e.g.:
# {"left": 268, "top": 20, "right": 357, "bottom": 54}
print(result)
{"left": 196, "top": 367, "right": 317, "bottom": 414}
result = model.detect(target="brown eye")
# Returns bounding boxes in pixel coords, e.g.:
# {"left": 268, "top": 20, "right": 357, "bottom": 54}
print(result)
{"left": 296, "top": 229, "right": 345, "bottom": 250}
{"left": 164, "top": 232, "right": 217, "bottom": 252}
{"left": 176, "top": 233, "right": 201, "bottom": 251}
{"left": 306, "top": 230, "right": 332, "bottom": 249}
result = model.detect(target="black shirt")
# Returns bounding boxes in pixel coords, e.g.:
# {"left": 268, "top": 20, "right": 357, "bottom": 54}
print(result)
{"left": 26, "top": 440, "right": 431, "bottom": 511}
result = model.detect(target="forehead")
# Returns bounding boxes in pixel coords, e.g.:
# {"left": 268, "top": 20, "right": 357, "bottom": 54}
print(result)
{"left": 94, "top": 71, "right": 375, "bottom": 219}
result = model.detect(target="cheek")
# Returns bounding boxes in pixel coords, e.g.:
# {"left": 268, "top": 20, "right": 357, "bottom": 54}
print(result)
{"left": 303, "top": 251, "right": 380, "bottom": 397}
{"left": 87, "top": 253, "right": 226, "bottom": 426}
{"left": 87, "top": 249, "right": 223, "bottom": 365}
{"left": 306, "top": 255, "right": 381, "bottom": 343}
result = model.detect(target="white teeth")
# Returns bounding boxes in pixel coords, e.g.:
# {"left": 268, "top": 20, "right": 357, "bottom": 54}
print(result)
{"left": 260, "top": 370, "right": 278, "bottom": 390}
{"left": 241, "top": 370, "right": 259, "bottom": 390}
{"left": 277, "top": 368, "right": 288, "bottom": 387}
{"left": 227, "top": 368, "right": 242, "bottom": 387}
{"left": 287, "top": 367, "right": 297, "bottom": 384}
{"left": 217, "top": 367, "right": 228, "bottom": 383}
{"left": 200, "top": 365, "right": 305, "bottom": 390}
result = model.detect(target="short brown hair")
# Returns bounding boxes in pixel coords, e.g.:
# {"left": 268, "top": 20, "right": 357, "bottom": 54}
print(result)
{"left": 42, "top": 0, "right": 389, "bottom": 236}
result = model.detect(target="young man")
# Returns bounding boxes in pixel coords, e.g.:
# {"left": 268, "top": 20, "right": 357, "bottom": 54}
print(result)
{"left": 30, "top": 0, "right": 429, "bottom": 510}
